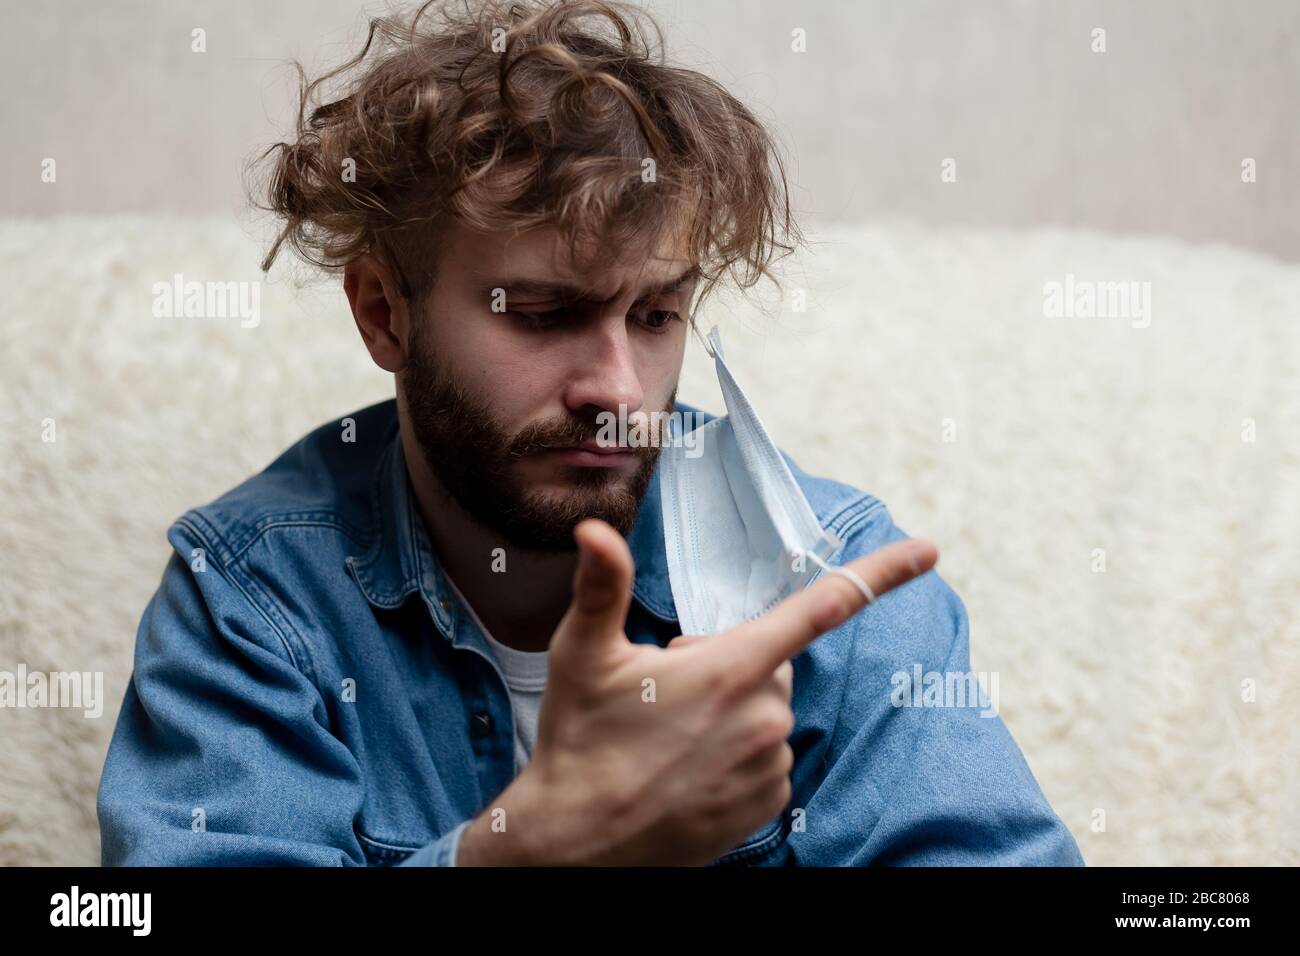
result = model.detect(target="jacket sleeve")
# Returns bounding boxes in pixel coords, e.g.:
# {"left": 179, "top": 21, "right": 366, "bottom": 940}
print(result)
{"left": 793, "top": 505, "right": 1086, "bottom": 866}
{"left": 97, "top": 532, "right": 466, "bottom": 866}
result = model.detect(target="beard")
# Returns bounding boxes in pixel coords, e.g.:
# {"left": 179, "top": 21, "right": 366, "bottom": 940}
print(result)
{"left": 401, "top": 324, "right": 673, "bottom": 553}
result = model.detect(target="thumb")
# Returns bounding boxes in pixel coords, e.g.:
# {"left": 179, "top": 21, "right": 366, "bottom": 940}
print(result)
{"left": 551, "top": 518, "right": 635, "bottom": 664}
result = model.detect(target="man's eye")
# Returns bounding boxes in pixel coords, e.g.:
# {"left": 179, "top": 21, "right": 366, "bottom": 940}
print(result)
{"left": 638, "top": 309, "right": 680, "bottom": 331}
{"left": 512, "top": 307, "right": 680, "bottom": 332}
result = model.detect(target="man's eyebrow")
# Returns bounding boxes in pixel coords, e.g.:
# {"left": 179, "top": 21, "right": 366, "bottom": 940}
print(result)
{"left": 487, "top": 264, "right": 701, "bottom": 301}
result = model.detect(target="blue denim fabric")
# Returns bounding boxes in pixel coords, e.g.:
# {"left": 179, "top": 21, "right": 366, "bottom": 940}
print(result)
{"left": 97, "top": 397, "right": 1084, "bottom": 866}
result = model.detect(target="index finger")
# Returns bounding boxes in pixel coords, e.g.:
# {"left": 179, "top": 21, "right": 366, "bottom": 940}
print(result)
{"left": 712, "top": 538, "right": 939, "bottom": 687}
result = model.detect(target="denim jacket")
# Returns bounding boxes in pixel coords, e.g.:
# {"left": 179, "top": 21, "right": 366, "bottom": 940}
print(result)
{"left": 98, "top": 396, "right": 1085, "bottom": 866}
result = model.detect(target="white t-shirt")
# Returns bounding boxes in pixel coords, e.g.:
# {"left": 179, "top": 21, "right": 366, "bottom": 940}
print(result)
{"left": 443, "top": 575, "right": 548, "bottom": 774}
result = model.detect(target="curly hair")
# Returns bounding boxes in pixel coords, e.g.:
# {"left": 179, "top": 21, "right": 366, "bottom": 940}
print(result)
{"left": 249, "top": 0, "right": 803, "bottom": 313}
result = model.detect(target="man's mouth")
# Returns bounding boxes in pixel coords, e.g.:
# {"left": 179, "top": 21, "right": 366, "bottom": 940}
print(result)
{"left": 543, "top": 439, "right": 637, "bottom": 469}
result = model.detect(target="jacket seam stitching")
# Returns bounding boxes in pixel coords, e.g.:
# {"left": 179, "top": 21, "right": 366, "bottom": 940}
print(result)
{"left": 174, "top": 516, "right": 316, "bottom": 684}
{"left": 818, "top": 496, "right": 893, "bottom": 839}
{"left": 230, "top": 515, "right": 372, "bottom": 565}
{"left": 826, "top": 495, "right": 885, "bottom": 538}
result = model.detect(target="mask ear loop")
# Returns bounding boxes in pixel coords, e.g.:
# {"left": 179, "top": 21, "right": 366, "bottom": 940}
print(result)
{"left": 800, "top": 549, "right": 877, "bottom": 605}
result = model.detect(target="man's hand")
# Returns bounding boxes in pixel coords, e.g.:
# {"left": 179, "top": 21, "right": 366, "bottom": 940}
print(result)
{"left": 455, "top": 517, "right": 938, "bottom": 866}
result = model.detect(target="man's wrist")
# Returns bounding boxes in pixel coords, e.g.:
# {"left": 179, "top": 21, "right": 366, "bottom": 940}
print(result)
{"left": 455, "top": 774, "right": 550, "bottom": 866}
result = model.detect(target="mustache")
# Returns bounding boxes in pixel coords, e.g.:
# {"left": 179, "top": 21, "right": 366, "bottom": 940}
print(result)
{"left": 506, "top": 412, "right": 670, "bottom": 460}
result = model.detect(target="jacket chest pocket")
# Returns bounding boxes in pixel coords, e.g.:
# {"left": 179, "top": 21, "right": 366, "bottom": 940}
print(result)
{"left": 352, "top": 789, "right": 443, "bottom": 865}
{"left": 355, "top": 819, "right": 788, "bottom": 866}
{"left": 356, "top": 825, "right": 425, "bottom": 866}
{"left": 708, "top": 816, "right": 786, "bottom": 866}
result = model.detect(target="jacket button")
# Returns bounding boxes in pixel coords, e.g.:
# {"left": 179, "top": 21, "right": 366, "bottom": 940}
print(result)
{"left": 470, "top": 712, "right": 493, "bottom": 737}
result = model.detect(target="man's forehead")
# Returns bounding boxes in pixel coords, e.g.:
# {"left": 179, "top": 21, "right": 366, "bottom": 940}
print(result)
{"left": 480, "top": 263, "right": 700, "bottom": 302}
{"left": 454, "top": 221, "right": 697, "bottom": 299}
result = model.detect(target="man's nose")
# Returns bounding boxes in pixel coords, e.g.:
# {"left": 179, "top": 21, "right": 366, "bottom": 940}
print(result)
{"left": 562, "top": 316, "right": 645, "bottom": 418}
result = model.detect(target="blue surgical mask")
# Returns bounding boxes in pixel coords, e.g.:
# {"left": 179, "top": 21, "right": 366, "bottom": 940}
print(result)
{"left": 660, "top": 325, "right": 874, "bottom": 635}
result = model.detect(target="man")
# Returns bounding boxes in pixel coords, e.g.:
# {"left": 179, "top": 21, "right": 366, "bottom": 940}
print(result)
{"left": 98, "top": 0, "right": 1083, "bottom": 866}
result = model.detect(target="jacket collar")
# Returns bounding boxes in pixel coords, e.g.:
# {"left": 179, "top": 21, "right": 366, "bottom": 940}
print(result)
{"left": 344, "top": 411, "right": 680, "bottom": 638}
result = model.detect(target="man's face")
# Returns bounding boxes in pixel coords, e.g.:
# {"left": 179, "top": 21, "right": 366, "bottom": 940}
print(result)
{"left": 399, "top": 219, "right": 697, "bottom": 552}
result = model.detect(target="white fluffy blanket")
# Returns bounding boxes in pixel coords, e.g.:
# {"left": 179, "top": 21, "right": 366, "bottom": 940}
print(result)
{"left": 1, "top": 216, "right": 1296, "bottom": 865}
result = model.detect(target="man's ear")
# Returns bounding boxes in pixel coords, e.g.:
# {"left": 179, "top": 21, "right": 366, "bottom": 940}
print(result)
{"left": 343, "top": 254, "right": 411, "bottom": 373}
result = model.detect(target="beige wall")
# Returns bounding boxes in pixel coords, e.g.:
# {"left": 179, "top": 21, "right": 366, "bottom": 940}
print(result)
{"left": 3, "top": 0, "right": 1297, "bottom": 261}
